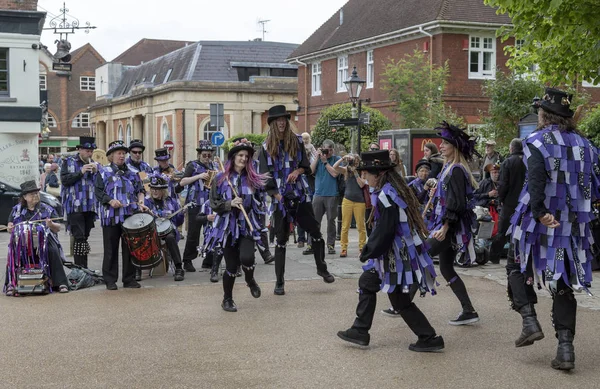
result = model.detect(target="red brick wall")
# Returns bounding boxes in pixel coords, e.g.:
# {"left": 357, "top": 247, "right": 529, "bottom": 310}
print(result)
{"left": 0, "top": 0, "right": 37, "bottom": 10}
{"left": 298, "top": 32, "right": 519, "bottom": 130}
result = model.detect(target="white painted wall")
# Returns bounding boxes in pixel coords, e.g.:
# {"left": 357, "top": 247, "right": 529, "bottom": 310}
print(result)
{"left": 0, "top": 33, "right": 41, "bottom": 108}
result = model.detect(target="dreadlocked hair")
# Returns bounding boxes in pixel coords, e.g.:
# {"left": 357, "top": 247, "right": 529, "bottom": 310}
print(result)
{"left": 266, "top": 120, "right": 299, "bottom": 159}
{"left": 375, "top": 169, "right": 428, "bottom": 239}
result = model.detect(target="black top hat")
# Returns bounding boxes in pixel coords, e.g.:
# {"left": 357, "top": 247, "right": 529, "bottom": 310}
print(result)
{"left": 149, "top": 175, "right": 168, "bottom": 189}
{"left": 356, "top": 150, "right": 396, "bottom": 172}
{"left": 436, "top": 121, "right": 481, "bottom": 162}
{"left": 20, "top": 180, "right": 41, "bottom": 195}
{"left": 267, "top": 105, "right": 291, "bottom": 125}
{"left": 540, "top": 88, "right": 574, "bottom": 118}
{"left": 129, "top": 139, "right": 145, "bottom": 152}
{"left": 154, "top": 148, "right": 170, "bottom": 161}
{"left": 197, "top": 140, "right": 215, "bottom": 152}
{"left": 106, "top": 140, "right": 129, "bottom": 156}
{"left": 415, "top": 159, "right": 431, "bottom": 173}
{"left": 77, "top": 136, "right": 97, "bottom": 150}
{"left": 227, "top": 138, "right": 255, "bottom": 160}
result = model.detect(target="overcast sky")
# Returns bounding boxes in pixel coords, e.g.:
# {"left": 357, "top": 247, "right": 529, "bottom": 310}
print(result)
{"left": 38, "top": 0, "right": 347, "bottom": 61}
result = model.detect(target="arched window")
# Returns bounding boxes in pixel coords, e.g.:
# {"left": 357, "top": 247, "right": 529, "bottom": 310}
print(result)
{"left": 126, "top": 124, "right": 132, "bottom": 145}
{"left": 118, "top": 124, "right": 123, "bottom": 140}
{"left": 203, "top": 122, "right": 217, "bottom": 142}
{"left": 162, "top": 119, "right": 171, "bottom": 141}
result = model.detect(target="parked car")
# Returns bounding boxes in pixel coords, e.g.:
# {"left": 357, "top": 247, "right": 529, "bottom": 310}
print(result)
{"left": 0, "top": 179, "right": 63, "bottom": 226}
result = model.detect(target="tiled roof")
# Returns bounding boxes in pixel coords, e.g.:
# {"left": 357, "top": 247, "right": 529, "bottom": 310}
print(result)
{"left": 288, "top": 0, "right": 512, "bottom": 59}
{"left": 112, "top": 38, "right": 195, "bottom": 66}
{"left": 111, "top": 41, "right": 299, "bottom": 98}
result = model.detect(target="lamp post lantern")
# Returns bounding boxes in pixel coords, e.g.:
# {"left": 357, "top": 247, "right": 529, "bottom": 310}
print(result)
{"left": 344, "top": 66, "right": 366, "bottom": 153}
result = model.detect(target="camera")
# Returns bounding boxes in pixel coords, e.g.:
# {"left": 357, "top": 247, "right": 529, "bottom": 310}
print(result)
{"left": 347, "top": 158, "right": 354, "bottom": 167}
{"left": 322, "top": 148, "right": 330, "bottom": 156}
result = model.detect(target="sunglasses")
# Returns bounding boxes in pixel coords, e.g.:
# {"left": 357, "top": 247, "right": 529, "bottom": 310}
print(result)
{"left": 369, "top": 147, "right": 379, "bottom": 151}
{"left": 130, "top": 151, "right": 143, "bottom": 155}
{"left": 200, "top": 153, "right": 212, "bottom": 158}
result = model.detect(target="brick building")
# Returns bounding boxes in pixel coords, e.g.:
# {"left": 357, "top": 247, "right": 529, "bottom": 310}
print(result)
{"left": 112, "top": 38, "right": 195, "bottom": 66}
{"left": 90, "top": 40, "right": 299, "bottom": 168}
{"left": 38, "top": 43, "right": 105, "bottom": 154}
{"left": 287, "top": 0, "right": 600, "bottom": 133}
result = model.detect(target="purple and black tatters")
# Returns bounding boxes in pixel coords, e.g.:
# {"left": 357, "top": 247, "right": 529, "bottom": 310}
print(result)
{"left": 554, "top": 158, "right": 561, "bottom": 171}
{"left": 543, "top": 132, "right": 555, "bottom": 144}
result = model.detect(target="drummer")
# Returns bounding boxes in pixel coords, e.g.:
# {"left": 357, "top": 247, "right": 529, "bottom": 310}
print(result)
{"left": 4, "top": 181, "right": 69, "bottom": 295}
{"left": 144, "top": 175, "right": 185, "bottom": 281}
{"left": 95, "top": 140, "right": 149, "bottom": 290}
{"left": 152, "top": 148, "right": 181, "bottom": 200}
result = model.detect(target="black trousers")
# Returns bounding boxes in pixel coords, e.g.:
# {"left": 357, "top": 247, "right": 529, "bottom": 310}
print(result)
{"left": 182, "top": 206, "right": 210, "bottom": 267}
{"left": 222, "top": 236, "right": 256, "bottom": 300}
{"left": 352, "top": 269, "right": 436, "bottom": 341}
{"left": 68, "top": 211, "right": 95, "bottom": 267}
{"left": 162, "top": 231, "right": 182, "bottom": 266}
{"left": 506, "top": 255, "right": 577, "bottom": 334}
{"left": 365, "top": 208, "right": 373, "bottom": 237}
{"left": 273, "top": 202, "right": 322, "bottom": 245}
{"left": 102, "top": 224, "right": 136, "bottom": 285}
{"left": 427, "top": 236, "right": 475, "bottom": 312}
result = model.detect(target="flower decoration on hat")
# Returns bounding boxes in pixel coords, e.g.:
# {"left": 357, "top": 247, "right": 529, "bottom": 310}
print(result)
{"left": 227, "top": 137, "right": 255, "bottom": 159}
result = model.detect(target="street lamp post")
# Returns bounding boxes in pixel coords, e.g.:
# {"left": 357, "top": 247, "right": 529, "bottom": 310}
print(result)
{"left": 344, "top": 66, "right": 366, "bottom": 154}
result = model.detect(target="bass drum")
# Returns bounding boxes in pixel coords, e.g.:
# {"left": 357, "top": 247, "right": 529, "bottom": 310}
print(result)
{"left": 122, "top": 213, "right": 163, "bottom": 269}
{"left": 156, "top": 217, "right": 174, "bottom": 238}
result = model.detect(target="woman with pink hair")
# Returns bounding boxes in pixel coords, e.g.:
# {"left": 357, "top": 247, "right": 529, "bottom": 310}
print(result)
{"left": 205, "top": 138, "right": 269, "bottom": 312}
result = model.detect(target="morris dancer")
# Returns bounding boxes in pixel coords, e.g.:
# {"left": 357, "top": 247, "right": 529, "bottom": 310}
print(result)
{"left": 144, "top": 175, "right": 185, "bottom": 282}
{"left": 258, "top": 105, "right": 334, "bottom": 295}
{"left": 427, "top": 122, "right": 480, "bottom": 325}
{"left": 408, "top": 159, "right": 434, "bottom": 205}
{"left": 337, "top": 151, "right": 443, "bottom": 351}
{"left": 508, "top": 88, "right": 599, "bottom": 371}
{"left": 205, "top": 139, "right": 267, "bottom": 312}
{"left": 95, "top": 140, "right": 149, "bottom": 290}
{"left": 126, "top": 139, "right": 153, "bottom": 174}
{"left": 197, "top": 200, "right": 223, "bottom": 283}
{"left": 4, "top": 181, "right": 69, "bottom": 295}
{"left": 152, "top": 147, "right": 182, "bottom": 200}
{"left": 60, "top": 136, "right": 100, "bottom": 268}
{"left": 179, "top": 140, "right": 217, "bottom": 272}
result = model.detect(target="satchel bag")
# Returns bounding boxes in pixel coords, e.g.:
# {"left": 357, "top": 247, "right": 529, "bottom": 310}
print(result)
{"left": 46, "top": 184, "right": 61, "bottom": 198}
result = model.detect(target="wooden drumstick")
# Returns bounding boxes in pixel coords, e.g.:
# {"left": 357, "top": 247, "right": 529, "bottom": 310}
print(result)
{"left": 215, "top": 156, "right": 254, "bottom": 232}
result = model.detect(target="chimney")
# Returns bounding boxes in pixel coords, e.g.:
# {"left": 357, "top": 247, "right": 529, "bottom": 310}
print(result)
{"left": 339, "top": 8, "right": 344, "bottom": 26}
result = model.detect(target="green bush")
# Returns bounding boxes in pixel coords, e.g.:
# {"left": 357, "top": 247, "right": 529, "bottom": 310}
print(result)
{"left": 311, "top": 103, "right": 392, "bottom": 153}
{"left": 580, "top": 104, "right": 600, "bottom": 146}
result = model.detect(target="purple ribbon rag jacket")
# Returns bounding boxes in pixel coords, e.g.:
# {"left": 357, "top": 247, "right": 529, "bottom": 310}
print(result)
{"left": 362, "top": 183, "right": 437, "bottom": 295}
{"left": 509, "top": 125, "right": 600, "bottom": 294}
{"left": 184, "top": 160, "right": 217, "bottom": 206}
{"left": 96, "top": 164, "right": 143, "bottom": 227}
{"left": 126, "top": 157, "right": 153, "bottom": 174}
{"left": 428, "top": 163, "right": 477, "bottom": 265}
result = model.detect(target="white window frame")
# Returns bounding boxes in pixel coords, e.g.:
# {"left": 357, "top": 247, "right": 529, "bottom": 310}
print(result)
{"left": 337, "top": 55, "right": 348, "bottom": 93}
{"left": 39, "top": 75, "right": 47, "bottom": 91}
{"left": 117, "top": 124, "right": 123, "bottom": 140}
{"left": 47, "top": 115, "right": 57, "bottom": 128}
{"left": 163, "top": 68, "right": 173, "bottom": 84}
{"left": 366, "top": 50, "right": 374, "bottom": 89}
{"left": 311, "top": 62, "right": 321, "bottom": 96}
{"left": 72, "top": 113, "right": 90, "bottom": 128}
{"left": 162, "top": 119, "right": 171, "bottom": 141}
{"left": 80, "top": 76, "right": 96, "bottom": 91}
{"left": 126, "top": 124, "right": 132, "bottom": 145}
{"left": 468, "top": 35, "right": 496, "bottom": 80}
{"left": 0, "top": 48, "right": 8, "bottom": 95}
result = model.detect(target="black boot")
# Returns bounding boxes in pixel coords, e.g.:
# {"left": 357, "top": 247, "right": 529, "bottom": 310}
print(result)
{"left": 551, "top": 329, "right": 575, "bottom": 371}
{"left": 448, "top": 277, "right": 478, "bottom": 324}
{"left": 274, "top": 245, "right": 286, "bottom": 295}
{"left": 515, "top": 304, "right": 544, "bottom": 347}
{"left": 210, "top": 253, "right": 222, "bottom": 283}
{"left": 337, "top": 328, "right": 370, "bottom": 346}
{"left": 313, "top": 239, "right": 334, "bottom": 283}
{"left": 183, "top": 261, "right": 196, "bottom": 272}
{"left": 135, "top": 268, "right": 142, "bottom": 282}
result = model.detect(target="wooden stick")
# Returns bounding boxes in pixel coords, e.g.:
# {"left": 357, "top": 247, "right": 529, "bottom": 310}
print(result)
{"left": 422, "top": 180, "right": 437, "bottom": 219}
{"left": 214, "top": 157, "right": 254, "bottom": 232}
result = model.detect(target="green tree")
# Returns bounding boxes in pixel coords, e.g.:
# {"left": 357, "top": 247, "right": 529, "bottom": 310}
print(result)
{"left": 311, "top": 103, "right": 392, "bottom": 153}
{"left": 485, "top": 0, "right": 600, "bottom": 85}
{"left": 381, "top": 49, "right": 466, "bottom": 128}
{"left": 480, "top": 70, "right": 544, "bottom": 148}
{"left": 580, "top": 104, "right": 600, "bottom": 146}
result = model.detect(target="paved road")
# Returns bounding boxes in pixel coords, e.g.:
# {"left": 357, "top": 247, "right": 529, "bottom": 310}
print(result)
{"left": 1, "top": 226, "right": 599, "bottom": 388}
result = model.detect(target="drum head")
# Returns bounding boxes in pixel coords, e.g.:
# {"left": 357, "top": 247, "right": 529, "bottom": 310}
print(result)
{"left": 156, "top": 218, "right": 171, "bottom": 234}
{"left": 123, "top": 213, "right": 155, "bottom": 230}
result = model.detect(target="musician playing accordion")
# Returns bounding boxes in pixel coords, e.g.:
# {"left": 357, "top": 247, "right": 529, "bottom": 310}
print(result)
{"left": 4, "top": 181, "right": 69, "bottom": 296}
{"left": 144, "top": 175, "right": 185, "bottom": 281}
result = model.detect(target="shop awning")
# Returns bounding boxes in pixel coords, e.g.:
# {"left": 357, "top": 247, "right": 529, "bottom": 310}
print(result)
{"left": 39, "top": 140, "right": 61, "bottom": 147}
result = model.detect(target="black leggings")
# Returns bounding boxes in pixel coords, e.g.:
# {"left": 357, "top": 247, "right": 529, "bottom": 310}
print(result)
{"left": 222, "top": 236, "right": 256, "bottom": 300}
{"left": 273, "top": 201, "right": 322, "bottom": 245}
{"left": 427, "top": 235, "right": 475, "bottom": 312}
